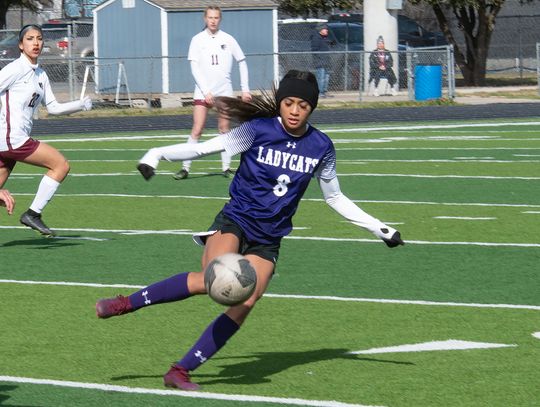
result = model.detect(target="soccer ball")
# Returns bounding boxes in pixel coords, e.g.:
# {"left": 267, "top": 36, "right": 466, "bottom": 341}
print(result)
{"left": 204, "top": 253, "right": 257, "bottom": 306}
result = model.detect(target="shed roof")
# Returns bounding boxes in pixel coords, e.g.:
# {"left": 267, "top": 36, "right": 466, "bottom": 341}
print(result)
{"left": 149, "top": 0, "right": 277, "bottom": 11}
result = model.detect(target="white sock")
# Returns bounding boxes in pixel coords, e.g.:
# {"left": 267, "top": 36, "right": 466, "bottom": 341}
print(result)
{"left": 221, "top": 150, "right": 231, "bottom": 171}
{"left": 29, "top": 175, "right": 60, "bottom": 214}
{"left": 183, "top": 135, "right": 198, "bottom": 172}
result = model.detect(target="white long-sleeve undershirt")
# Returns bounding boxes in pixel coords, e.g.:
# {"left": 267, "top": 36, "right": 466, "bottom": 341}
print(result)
{"left": 139, "top": 135, "right": 226, "bottom": 169}
{"left": 238, "top": 59, "right": 249, "bottom": 92}
{"left": 46, "top": 99, "right": 87, "bottom": 115}
{"left": 139, "top": 135, "right": 396, "bottom": 240}
{"left": 318, "top": 176, "right": 397, "bottom": 240}
{"left": 190, "top": 60, "right": 211, "bottom": 96}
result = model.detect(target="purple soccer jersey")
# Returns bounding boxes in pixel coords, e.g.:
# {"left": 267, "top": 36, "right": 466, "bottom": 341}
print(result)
{"left": 222, "top": 117, "right": 336, "bottom": 244}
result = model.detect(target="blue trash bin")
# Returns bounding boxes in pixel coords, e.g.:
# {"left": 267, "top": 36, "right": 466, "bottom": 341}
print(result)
{"left": 414, "top": 65, "right": 442, "bottom": 101}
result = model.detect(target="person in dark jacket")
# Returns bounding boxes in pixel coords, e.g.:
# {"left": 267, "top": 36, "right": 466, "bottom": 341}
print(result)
{"left": 311, "top": 23, "right": 333, "bottom": 97}
{"left": 369, "top": 35, "right": 398, "bottom": 96}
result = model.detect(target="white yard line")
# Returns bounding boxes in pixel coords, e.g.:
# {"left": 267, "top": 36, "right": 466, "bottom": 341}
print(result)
{"left": 0, "top": 376, "right": 377, "bottom": 407}
{"left": 7, "top": 193, "right": 540, "bottom": 210}
{"left": 1, "top": 279, "right": 538, "bottom": 311}
{"left": 337, "top": 173, "right": 540, "bottom": 180}
{"left": 41, "top": 120, "right": 540, "bottom": 144}
{"left": 433, "top": 216, "right": 497, "bottom": 220}
{"left": 338, "top": 159, "right": 540, "bottom": 163}
{"left": 349, "top": 340, "right": 517, "bottom": 355}
{"left": 339, "top": 147, "right": 540, "bottom": 150}
{"left": 0, "top": 225, "right": 538, "bottom": 247}
{"left": 11, "top": 171, "right": 540, "bottom": 179}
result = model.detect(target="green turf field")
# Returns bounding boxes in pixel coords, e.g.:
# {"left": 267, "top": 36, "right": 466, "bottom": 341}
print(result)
{"left": 1, "top": 118, "right": 539, "bottom": 407}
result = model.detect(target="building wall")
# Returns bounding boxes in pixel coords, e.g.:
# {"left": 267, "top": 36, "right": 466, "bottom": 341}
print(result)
{"left": 167, "top": 8, "right": 274, "bottom": 93}
{"left": 95, "top": 0, "right": 162, "bottom": 93}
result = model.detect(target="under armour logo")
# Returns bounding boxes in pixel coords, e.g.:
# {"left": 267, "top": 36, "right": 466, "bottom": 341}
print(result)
{"left": 287, "top": 142, "right": 296, "bottom": 149}
{"left": 194, "top": 350, "right": 207, "bottom": 364}
{"left": 142, "top": 290, "right": 151, "bottom": 305}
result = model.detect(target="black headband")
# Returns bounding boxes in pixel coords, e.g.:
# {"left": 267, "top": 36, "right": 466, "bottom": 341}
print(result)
{"left": 18, "top": 24, "right": 42, "bottom": 42}
{"left": 275, "top": 76, "right": 319, "bottom": 111}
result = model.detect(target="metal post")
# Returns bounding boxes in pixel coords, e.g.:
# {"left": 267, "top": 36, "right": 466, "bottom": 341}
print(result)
{"left": 358, "top": 50, "right": 363, "bottom": 102}
{"left": 68, "top": 24, "right": 74, "bottom": 100}
{"left": 406, "top": 46, "right": 413, "bottom": 101}
{"left": 537, "top": 43, "right": 540, "bottom": 96}
{"left": 449, "top": 45, "right": 456, "bottom": 99}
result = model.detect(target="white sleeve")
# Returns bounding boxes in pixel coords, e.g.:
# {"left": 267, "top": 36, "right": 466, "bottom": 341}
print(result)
{"left": 222, "top": 121, "right": 256, "bottom": 155}
{"left": 139, "top": 135, "right": 226, "bottom": 169}
{"left": 190, "top": 60, "right": 210, "bottom": 96}
{"left": 0, "top": 62, "right": 19, "bottom": 94}
{"left": 319, "top": 175, "right": 398, "bottom": 240}
{"left": 230, "top": 37, "right": 249, "bottom": 92}
{"left": 238, "top": 59, "right": 250, "bottom": 92}
{"left": 46, "top": 99, "right": 86, "bottom": 115}
{"left": 42, "top": 74, "right": 86, "bottom": 115}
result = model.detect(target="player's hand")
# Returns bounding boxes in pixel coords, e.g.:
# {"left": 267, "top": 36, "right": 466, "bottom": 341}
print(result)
{"left": 241, "top": 92, "right": 252, "bottom": 103}
{"left": 382, "top": 231, "right": 404, "bottom": 248}
{"left": 0, "top": 189, "right": 15, "bottom": 215}
{"left": 205, "top": 93, "right": 215, "bottom": 106}
{"left": 81, "top": 96, "right": 92, "bottom": 111}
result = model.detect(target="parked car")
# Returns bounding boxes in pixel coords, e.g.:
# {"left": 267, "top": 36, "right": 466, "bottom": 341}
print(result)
{"left": 278, "top": 19, "right": 406, "bottom": 90}
{"left": 327, "top": 13, "right": 447, "bottom": 48}
{"left": 0, "top": 32, "right": 20, "bottom": 61}
{"left": 278, "top": 19, "right": 363, "bottom": 89}
{"left": 279, "top": 19, "right": 363, "bottom": 52}
{"left": 40, "top": 18, "right": 94, "bottom": 81}
{"left": 41, "top": 18, "right": 94, "bottom": 60}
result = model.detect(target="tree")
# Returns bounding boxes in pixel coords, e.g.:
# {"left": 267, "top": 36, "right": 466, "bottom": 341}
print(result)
{"left": 0, "top": 0, "right": 53, "bottom": 30}
{"left": 409, "top": 0, "right": 535, "bottom": 86}
{"left": 279, "top": 0, "right": 535, "bottom": 86}
{"left": 278, "top": 0, "right": 362, "bottom": 18}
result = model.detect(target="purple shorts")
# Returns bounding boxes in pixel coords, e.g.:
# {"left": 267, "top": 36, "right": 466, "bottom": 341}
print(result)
{"left": 0, "top": 138, "right": 41, "bottom": 170}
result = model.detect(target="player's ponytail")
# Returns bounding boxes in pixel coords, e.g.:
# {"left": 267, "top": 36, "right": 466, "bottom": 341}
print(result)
{"left": 215, "top": 87, "right": 278, "bottom": 125}
{"left": 215, "top": 70, "right": 319, "bottom": 125}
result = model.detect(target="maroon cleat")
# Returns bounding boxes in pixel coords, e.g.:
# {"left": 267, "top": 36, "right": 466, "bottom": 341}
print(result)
{"left": 95, "top": 295, "right": 133, "bottom": 319}
{"left": 164, "top": 365, "right": 200, "bottom": 391}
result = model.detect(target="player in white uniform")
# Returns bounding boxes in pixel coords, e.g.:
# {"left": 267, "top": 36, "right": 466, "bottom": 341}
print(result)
{"left": 0, "top": 24, "right": 92, "bottom": 236}
{"left": 173, "top": 6, "right": 252, "bottom": 180}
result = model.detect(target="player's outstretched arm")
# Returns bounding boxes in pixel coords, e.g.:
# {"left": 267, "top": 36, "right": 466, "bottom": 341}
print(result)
{"left": 318, "top": 176, "right": 404, "bottom": 247}
{"left": 137, "top": 135, "right": 226, "bottom": 180}
{"left": 46, "top": 96, "right": 92, "bottom": 115}
{"left": 42, "top": 76, "right": 92, "bottom": 115}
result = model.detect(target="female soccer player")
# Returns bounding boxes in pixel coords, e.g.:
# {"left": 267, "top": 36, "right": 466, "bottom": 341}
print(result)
{"left": 99, "top": 70, "right": 404, "bottom": 390}
{"left": 173, "top": 5, "right": 252, "bottom": 180}
{"left": 0, "top": 24, "right": 92, "bottom": 236}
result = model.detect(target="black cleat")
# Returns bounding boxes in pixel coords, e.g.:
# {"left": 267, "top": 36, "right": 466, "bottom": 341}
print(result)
{"left": 382, "top": 231, "right": 405, "bottom": 248}
{"left": 173, "top": 169, "right": 189, "bottom": 180}
{"left": 137, "top": 163, "right": 155, "bottom": 180}
{"left": 222, "top": 168, "right": 234, "bottom": 178}
{"left": 20, "top": 210, "right": 55, "bottom": 236}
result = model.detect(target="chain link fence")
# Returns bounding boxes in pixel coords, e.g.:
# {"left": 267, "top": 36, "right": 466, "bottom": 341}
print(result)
{"left": 0, "top": 50, "right": 454, "bottom": 111}
{"left": 280, "top": 46, "right": 454, "bottom": 100}
{"left": 408, "top": 14, "right": 540, "bottom": 81}
{"left": 5, "top": 15, "right": 540, "bottom": 112}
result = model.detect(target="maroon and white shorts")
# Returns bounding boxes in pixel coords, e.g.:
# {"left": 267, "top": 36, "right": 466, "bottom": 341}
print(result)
{"left": 0, "top": 138, "right": 41, "bottom": 170}
{"left": 194, "top": 99, "right": 211, "bottom": 108}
